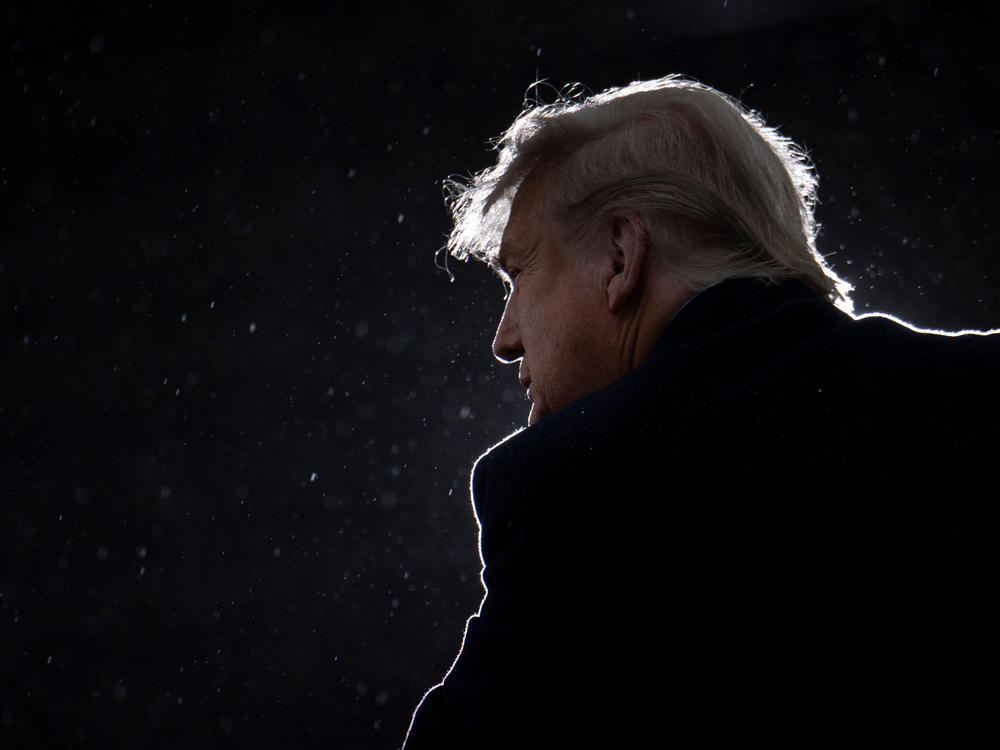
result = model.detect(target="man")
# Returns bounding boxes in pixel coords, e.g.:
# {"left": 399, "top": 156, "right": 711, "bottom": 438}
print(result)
{"left": 404, "top": 76, "right": 998, "bottom": 747}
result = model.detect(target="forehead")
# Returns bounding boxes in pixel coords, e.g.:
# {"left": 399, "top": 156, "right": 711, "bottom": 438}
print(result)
{"left": 496, "top": 171, "right": 549, "bottom": 269}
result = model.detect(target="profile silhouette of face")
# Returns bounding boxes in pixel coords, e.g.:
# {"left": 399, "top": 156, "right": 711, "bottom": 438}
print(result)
{"left": 491, "top": 171, "right": 625, "bottom": 426}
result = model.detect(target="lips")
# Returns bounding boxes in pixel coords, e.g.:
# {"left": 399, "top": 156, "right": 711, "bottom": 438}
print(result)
{"left": 516, "top": 376, "right": 533, "bottom": 405}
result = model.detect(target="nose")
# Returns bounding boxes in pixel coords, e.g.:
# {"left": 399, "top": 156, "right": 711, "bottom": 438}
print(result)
{"left": 492, "top": 295, "right": 523, "bottom": 364}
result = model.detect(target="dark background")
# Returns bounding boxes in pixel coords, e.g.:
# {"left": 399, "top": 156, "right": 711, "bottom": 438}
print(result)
{"left": 3, "top": 1, "right": 998, "bottom": 748}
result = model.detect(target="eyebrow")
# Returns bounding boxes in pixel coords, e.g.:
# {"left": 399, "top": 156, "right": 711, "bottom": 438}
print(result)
{"left": 495, "top": 243, "right": 514, "bottom": 273}
{"left": 495, "top": 237, "right": 537, "bottom": 273}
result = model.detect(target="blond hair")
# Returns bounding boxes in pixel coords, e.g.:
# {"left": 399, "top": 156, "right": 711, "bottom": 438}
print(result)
{"left": 443, "top": 75, "right": 852, "bottom": 310}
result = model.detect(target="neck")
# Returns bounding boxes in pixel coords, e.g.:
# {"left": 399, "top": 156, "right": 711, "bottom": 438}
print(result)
{"left": 620, "top": 272, "right": 696, "bottom": 369}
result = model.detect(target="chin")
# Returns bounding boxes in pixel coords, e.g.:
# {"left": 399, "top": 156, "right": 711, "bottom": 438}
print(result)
{"left": 527, "top": 402, "right": 550, "bottom": 426}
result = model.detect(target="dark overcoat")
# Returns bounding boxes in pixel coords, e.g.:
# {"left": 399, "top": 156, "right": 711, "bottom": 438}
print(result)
{"left": 404, "top": 278, "right": 1000, "bottom": 747}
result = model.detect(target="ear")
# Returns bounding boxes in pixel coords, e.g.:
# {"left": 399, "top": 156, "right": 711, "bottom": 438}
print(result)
{"left": 606, "top": 215, "right": 648, "bottom": 313}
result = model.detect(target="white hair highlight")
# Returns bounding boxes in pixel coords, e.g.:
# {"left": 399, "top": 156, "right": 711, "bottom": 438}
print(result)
{"left": 443, "top": 75, "right": 853, "bottom": 311}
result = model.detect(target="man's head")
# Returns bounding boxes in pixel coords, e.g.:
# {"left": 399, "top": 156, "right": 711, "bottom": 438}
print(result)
{"left": 491, "top": 165, "right": 694, "bottom": 425}
{"left": 445, "top": 75, "right": 852, "bottom": 425}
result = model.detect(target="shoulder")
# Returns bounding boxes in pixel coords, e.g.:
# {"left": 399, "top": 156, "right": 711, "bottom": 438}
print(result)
{"left": 474, "top": 278, "right": 1000, "bottom": 487}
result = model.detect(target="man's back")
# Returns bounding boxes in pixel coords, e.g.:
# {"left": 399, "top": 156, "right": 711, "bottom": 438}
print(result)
{"left": 405, "top": 278, "right": 999, "bottom": 746}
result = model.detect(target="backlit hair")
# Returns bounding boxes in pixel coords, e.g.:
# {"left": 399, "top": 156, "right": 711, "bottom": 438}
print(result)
{"left": 443, "top": 75, "right": 853, "bottom": 310}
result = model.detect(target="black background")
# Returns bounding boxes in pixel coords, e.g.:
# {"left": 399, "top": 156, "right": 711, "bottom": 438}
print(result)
{"left": 3, "top": 1, "right": 999, "bottom": 748}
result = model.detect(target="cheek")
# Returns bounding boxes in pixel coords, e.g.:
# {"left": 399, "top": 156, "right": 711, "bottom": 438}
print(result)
{"left": 541, "top": 317, "right": 602, "bottom": 392}
{"left": 558, "top": 306, "right": 618, "bottom": 391}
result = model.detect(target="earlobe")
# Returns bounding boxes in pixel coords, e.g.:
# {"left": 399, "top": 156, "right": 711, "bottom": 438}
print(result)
{"left": 607, "top": 215, "right": 647, "bottom": 313}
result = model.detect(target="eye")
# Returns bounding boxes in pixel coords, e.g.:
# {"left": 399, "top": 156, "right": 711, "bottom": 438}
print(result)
{"left": 507, "top": 268, "right": 521, "bottom": 281}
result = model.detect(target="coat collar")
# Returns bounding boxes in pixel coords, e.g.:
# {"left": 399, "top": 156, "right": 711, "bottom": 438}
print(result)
{"left": 652, "top": 277, "right": 830, "bottom": 354}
